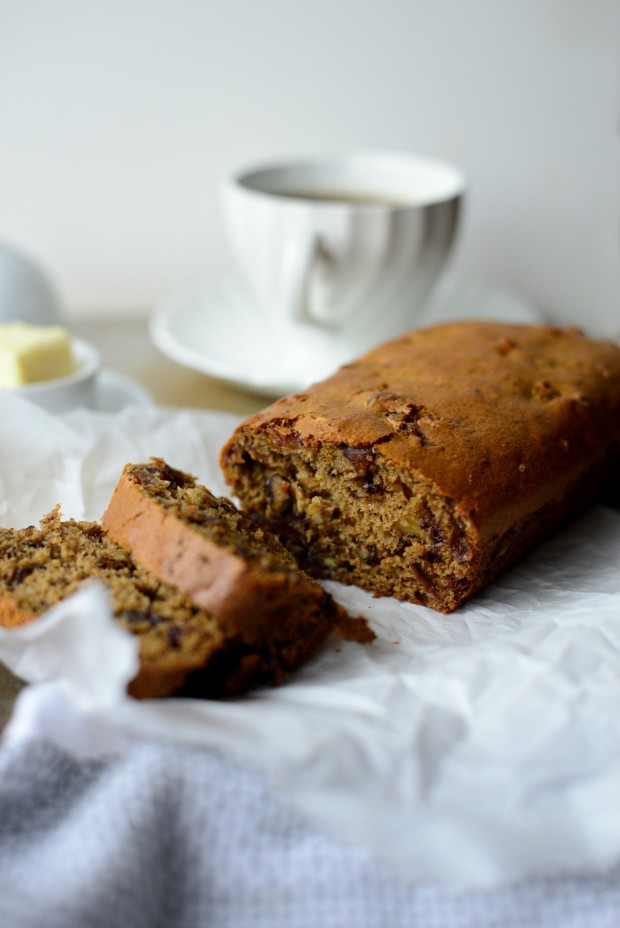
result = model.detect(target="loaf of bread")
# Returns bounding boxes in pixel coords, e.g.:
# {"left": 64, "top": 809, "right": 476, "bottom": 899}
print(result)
{"left": 220, "top": 322, "right": 620, "bottom": 613}
{"left": 102, "top": 459, "right": 369, "bottom": 658}
{"left": 0, "top": 508, "right": 274, "bottom": 699}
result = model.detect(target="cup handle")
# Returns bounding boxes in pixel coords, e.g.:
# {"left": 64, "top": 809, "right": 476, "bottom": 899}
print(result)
{"left": 280, "top": 234, "right": 338, "bottom": 327}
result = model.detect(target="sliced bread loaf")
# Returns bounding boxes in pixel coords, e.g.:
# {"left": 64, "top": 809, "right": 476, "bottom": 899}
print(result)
{"left": 0, "top": 507, "right": 326, "bottom": 699}
{"left": 102, "top": 459, "right": 370, "bottom": 657}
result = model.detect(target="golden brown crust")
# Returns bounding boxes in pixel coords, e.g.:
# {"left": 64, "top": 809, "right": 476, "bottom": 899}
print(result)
{"left": 0, "top": 596, "right": 34, "bottom": 629}
{"left": 227, "top": 323, "right": 620, "bottom": 540}
{"left": 101, "top": 472, "right": 250, "bottom": 626}
{"left": 220, "top": 322, "right": 620, "bottom": 612}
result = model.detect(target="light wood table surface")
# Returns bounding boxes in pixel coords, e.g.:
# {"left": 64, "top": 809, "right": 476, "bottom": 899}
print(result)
{"left": 74, "top": 313, "right": 270, "bottom": 416}
{"left": 0, "top": 312, "right": 270, "bottom": 732}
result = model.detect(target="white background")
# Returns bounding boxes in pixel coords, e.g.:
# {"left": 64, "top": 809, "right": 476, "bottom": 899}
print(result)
{"left": 0, "top": 0, "right": 618, "bottom": 334}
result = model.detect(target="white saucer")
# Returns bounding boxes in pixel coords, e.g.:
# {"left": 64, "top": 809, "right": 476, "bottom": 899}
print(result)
{"left": 94, "top": 369, "right": 152, "bottom": 412}
{"left": 150, "top": 277, "right": 542, "bottom": 399}
{"left": 150, "top": 278, "right": 350, "bottom": 398}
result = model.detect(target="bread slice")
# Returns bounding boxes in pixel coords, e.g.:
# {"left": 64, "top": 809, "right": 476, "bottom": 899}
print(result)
{"left": 102, "top": 459, "right": 370, "bottom": 664}
{"left": 0, "top": 507, "right": 329, "bottom": 699}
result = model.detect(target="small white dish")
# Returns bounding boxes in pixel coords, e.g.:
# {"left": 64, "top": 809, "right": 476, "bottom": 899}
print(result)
{"left": 150, "top": 276, "right": 543, "bottom": 398}
{"left": 7, "top": 337, "right": 101, "bottom": 414}
{"left": 2, "top": 338, "right": 152, "bottom": 414}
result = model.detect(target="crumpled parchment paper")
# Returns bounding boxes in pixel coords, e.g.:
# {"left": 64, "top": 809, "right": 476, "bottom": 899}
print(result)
{"left": 0, "top": 390, "right": 619, "bottom": 889}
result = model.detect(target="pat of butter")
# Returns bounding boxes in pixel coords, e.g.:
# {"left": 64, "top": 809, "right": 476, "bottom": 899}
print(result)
{"left": 0, "top": 322, "right": 76, "bottom": 387}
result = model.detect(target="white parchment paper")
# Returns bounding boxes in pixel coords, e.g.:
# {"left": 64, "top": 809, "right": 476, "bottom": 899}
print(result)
{"left": 1, "top": 391, "right": 620, "bottom": 888}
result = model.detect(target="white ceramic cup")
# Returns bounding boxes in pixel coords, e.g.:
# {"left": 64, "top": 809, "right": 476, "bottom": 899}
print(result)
{"left": 223, "top": 151, "right": 465, "bottom": 359}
